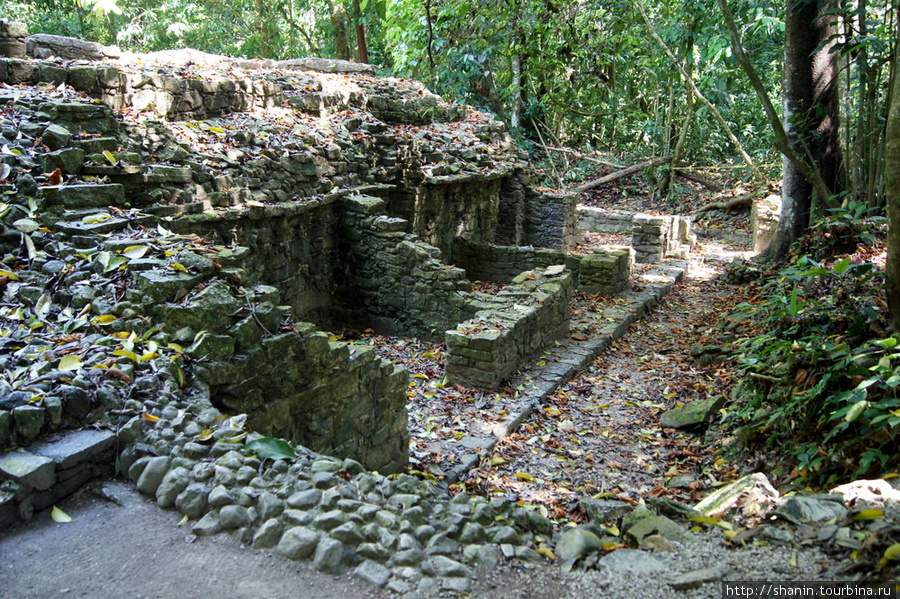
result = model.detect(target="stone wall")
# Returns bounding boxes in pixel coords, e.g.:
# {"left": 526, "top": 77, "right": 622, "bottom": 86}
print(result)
{"left": 204, "top": 328, "right": 410, "bottom": 474}
{"left": 338, "top": 195, "right": 475, "bottom": 339}
{"left": 523, "top": 190, "right": 580, "bottom": 250}
{"left": 451, "top": 238, "right": 566, "bottom": 283}
{"left": 169, "top": 198, "right": 342, "bottom": 325}
{"left": 577, "top": 206, "right": 634, "bottom": 233}
{"left": 577, "top": 247, "right": 634, "bottom": 295}
{"left": 445, "top": 267, "right": 572, "bottom": 389}
{"left": 0, "top": 429, "right": 116, "bottom": 526}
{"left": 631, "top": 213, "right": 695, "bottom": 263}
{"left": 0, "top": 20, "right": 27, "bottom": 59}
{"left": 451, "top": 238, "right": 633, "bottom": 295}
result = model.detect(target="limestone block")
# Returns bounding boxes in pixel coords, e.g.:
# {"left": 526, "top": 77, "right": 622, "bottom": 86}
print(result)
{"left": 0, "top": 450, "right": 56, "bottom": 491}
{"left": 40, "top": 183, "right": 126, "bottom": 208}
{"left": 752, "top": 194, "right": 782, "bottom": 254}
{"left": 30, "top": 429, "right": 115, "bottom": 469}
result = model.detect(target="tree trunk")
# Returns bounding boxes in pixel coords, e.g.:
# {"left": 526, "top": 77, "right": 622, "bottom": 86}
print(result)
{"left": 351, "top": 0, "right": 368, "bottom": 63}
{"left": 767, "top": 0, "right": 843, "bottom": 260}
{"left": 327, "top": 0, "right": 351, "bottom": 61}
{"left": 885, "top": 12, "right": 900, "bottom": 330}
{"left": 510, "top": 54, "right": 523, "bottom": 129}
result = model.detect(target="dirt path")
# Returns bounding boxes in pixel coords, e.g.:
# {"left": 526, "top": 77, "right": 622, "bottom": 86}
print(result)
{"left": 0, "top": 482, "right": 390, "bottom": 599}
{"left": 466, "top": 236, "right": 754, "bottom": 515}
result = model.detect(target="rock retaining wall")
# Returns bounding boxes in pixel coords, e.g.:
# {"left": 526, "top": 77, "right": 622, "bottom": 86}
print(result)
{"left": 445, "top": 267, "right": 572, "bottom": 389}
{"left": 338, "top": 194, "right": 475, "bottom": 339}
{"left": 631, "top": 213, "right": 695, "bottom": 263}
{"left": 577, "top": 206, "right": 634, "bottom": 232}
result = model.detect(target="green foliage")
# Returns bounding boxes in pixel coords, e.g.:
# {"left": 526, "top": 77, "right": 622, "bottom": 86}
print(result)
{"left": 728, "top": 206, "right": 894, "bottom": 484}
{"left": 246, "top": 436, "right": 296, "bottom": 461}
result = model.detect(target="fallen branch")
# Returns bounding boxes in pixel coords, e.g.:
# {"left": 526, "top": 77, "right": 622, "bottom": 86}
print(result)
{"left": 691, "top": 188, "right": 769, "bottom": 216}
{"left": 575, "top": 156, "right": 672, "bottom": 192}
{"left": 674, "top": 169, "right": 721, "bottom": 191}
{"left": 536, "top": 144, "right": 625, "bottom": 168}
{"left": 749, "top": 372, "right": 783, "bottom": 383}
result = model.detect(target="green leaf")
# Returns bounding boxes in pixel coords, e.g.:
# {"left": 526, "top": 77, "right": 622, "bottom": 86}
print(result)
{"left": 873, "top": 338, "right": 899, "bottom": 349}
{"left": 245, "top": 437, "right": 296, "bottom": 461}
{"left": 51, "top": 505, "right": 73, "bottom": 522}
{"left": 832, "top": 258, "right": 851, "bottom": 275}
{"left": 845, "top": 400, "right": 870, "bottom": 423}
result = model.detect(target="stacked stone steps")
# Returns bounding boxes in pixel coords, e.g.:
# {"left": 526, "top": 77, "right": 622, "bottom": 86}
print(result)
{"left": 0, "top": 428, "right": 117, "bottom": 527}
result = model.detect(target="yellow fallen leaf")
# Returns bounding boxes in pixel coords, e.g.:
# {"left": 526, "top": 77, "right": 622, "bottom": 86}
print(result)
{"left": 197, "top": 429, "right": 214, "bottom": 442}
{"left": 723, "top": 529, "right": 738, "bottom": 539}
{"left": 0, "top": 269, "right": 20, "bottom": 280}
{"left": 51, "top": 505, "right": 72, "bottom": 523}
{"left": 142, "top": 413, "right": 159, "bottom": 422}
{"left": 513, "top": 472, "right": 537, "bottom": 482}
{"left": 879, "top": 543, "right": 900, "bottom": 568}
{"left": 169, "top": 263, "right": 188, "bottom": 273}
{"left": 176, "top": 514, "right": 189, "bottom": 526}
{"left": 138, "top": 351, "right": 159, "bottom": 362}
{"left": 112, "top": 349, "right": 140, "bottom": 362}
{"left": 537, "top": 546, "right": 556, "bottom": 560}
{"left": 601, "top": 542, "right": 620, "bottom": 550}
{"left": 852, "top": 508, "right": 884, "bottom": 521}
{"left": 92, "top": 314, "right": 117, "bottom": 325}
{"left": 58, "top": 354, "right": 82, "bottom": 371}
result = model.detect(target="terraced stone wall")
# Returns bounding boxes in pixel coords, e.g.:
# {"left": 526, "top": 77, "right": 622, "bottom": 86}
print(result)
{"left": 0, "top": 47, "right": 588, "bottom": 485}
{"left": 445, "top": 267, "right": 573, "bottom": 389}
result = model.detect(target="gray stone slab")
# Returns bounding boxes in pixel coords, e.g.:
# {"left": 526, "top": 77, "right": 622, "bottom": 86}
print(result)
{"left": 31, "top": 429, "right": 116, "bottom": 469}
{"left": 0, "top": 450, "right": 56, "bottom": 491}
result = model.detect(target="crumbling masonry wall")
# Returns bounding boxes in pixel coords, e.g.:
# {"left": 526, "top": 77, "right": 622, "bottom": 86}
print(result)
{"left": 445, "top": 268, "right": 573, "bottom": 389}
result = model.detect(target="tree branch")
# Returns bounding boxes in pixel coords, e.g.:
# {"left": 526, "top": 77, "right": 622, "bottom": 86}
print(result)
{"left": 575, "top": 156, "right": 673, "bottom": 192}
{"left": 534, "top": 143, "right": 625, "bottom": 168}
{"left": 633, "top": 1, "right": 767, "bottom": 184}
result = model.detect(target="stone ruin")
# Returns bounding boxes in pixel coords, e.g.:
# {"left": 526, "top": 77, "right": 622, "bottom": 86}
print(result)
{"left": 0, "top": 30, "right": 695, "bottom": 529}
